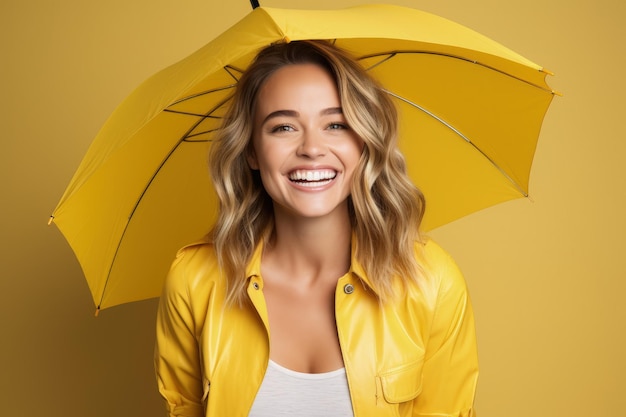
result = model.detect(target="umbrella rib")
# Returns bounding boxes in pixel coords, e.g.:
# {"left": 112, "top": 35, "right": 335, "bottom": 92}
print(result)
{"left": 176, "top": 94, "right": 233, "bottom": 141}
{"left": 183, "top": 129, "right": 219, "bottom": 141}
{"left": 167, "top": 66, "right": 241, "bottom": 108}
{"left": 385, "top": 89, "right": 529, "bottom": 198}
{"left": 168, "top": 84, "right": 236, "bottom": 107}
{"left": 163, "top": 109, "right": 222, "bottom": 118}
{"left": 361, "top": 52, "right": 396, "bottom": 71}
{"left": 166, "top": 67, "right": 241, "bottom": 109}
{"left": 360, "top": 50, "right": 554, "bottom": 93}
{"left": 224, "top": 65, "right": 245, "bottom": 82}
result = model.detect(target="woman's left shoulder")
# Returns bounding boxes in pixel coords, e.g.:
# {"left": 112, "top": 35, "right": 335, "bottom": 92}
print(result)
{"left": 413, "top": 237, "right": 467, "bottom": 292}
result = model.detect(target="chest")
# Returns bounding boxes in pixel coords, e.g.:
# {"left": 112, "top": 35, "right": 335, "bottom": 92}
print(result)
{"left": 198, "top": 274, "right": 432, "bottom": 416}
{"left": 248, "top": 360, "right": 354, "bottom": 417}
{"left": 263, "top": 276, "right": 343, "bottom": 373}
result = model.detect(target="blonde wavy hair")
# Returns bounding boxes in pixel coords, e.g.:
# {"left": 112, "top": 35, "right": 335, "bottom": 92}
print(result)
{"left": 209, "top": 40, "right": 425, "bottom": 305}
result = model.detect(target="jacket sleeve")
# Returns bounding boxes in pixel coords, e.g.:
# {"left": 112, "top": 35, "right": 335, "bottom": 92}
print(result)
{"left": 154, "top": 249, "right": 205, "bottom": 417}
{"left": 414, "top": 244, "right": 479, "bottom": 417}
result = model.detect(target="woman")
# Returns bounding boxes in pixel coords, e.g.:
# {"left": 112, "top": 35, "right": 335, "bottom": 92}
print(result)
{"left": 155, "top": 40, "right": 478, "bottom": 417}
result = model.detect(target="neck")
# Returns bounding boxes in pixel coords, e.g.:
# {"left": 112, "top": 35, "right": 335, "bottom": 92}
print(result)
{"left": 264, "top": 205, "right": 352, "bottom": 286}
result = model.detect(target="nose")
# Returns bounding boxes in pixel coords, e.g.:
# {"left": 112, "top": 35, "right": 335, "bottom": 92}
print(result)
{"left": 296, "top": 129, "right": 326, "bottom": 158}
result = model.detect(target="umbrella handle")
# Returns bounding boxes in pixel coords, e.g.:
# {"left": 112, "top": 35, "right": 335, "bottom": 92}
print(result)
{"left": 250, "top": 0, "right": 260, "bottom": 9}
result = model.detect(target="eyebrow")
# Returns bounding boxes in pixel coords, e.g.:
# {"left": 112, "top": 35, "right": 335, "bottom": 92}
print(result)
{"left": 261, "top": 107, "right": 343, "bottom": 125}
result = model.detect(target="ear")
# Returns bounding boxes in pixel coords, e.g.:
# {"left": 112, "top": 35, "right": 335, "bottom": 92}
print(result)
{"left": 246, "top": 145, "right": 259, "bottom": 170}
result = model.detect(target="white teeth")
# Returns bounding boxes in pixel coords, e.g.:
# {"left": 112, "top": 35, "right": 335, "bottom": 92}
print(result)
{"left": 289, "top": 169, "right": 337, "bottom": 182}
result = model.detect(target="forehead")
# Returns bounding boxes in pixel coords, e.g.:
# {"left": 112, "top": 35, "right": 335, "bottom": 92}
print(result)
{"left": 255, "top": 63, "right": 340, "bottom": 110}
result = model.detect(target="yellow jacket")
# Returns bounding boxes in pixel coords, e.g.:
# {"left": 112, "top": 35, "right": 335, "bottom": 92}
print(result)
{"left": 155, "top": 238, "right": 478, "bottom": 416}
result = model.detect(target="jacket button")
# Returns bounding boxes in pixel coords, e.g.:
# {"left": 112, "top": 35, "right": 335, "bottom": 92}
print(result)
{"left": 343, "top": 284, "right": 354, "bottom": 294}
{"left": 252, "top": 282, "right": 260, "bottom": 290}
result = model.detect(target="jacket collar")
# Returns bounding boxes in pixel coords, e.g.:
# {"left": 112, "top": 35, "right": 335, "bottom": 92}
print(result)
{"left": 348, "top": 237, "right": 379, "bottom": 295}
{"left": 244, "top": 236, "right": 380, "bottom": 296}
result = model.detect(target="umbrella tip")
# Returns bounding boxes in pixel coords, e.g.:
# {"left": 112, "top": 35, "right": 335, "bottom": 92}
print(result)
{"left": 94, "top": 306, "right": 100, "bottom": 317}
{"left": 47, "top": 215, "right": 54, "bottom": 226}
{"left": 540, "top": 68, "right": 563, "bottom": 96}
{"left": 250, "top": 0, "right": 260, "bottom": 9}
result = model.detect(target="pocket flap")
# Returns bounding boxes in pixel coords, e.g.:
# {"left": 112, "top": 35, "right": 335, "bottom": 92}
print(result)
{"left": 379, "top": 360, "right": 424, "bottom": 403}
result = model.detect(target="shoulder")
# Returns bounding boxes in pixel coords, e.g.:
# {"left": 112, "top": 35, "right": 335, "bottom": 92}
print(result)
{"left": 173, "top": 238, "right": 218, "bottom": 267}
{"left": 418, "top": 238, "right": 461, "bottom": 273}
{"left": 163, "top": 238, "right": 222, "bottom": 296}
{"left": 414, "top": 237, "right": 468, "bottom": 296}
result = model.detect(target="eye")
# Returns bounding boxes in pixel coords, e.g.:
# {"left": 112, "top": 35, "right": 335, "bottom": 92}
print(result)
{"left": 327, "top": 122, "right": 349, "bottom": 130}
{"left": 270, "top": 124, "right": 295, "bottom": 133}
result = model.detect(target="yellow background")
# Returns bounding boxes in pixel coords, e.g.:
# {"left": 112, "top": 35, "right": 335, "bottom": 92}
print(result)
{"left": 1, "top": 0, "right": 624, "bottom": 415}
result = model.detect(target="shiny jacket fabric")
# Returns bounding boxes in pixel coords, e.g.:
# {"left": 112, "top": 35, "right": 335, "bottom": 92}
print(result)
{"left": 155, "top": 238, "right": 478, "bottom": 416}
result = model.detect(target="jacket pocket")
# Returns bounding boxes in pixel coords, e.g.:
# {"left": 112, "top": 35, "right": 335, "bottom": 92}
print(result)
{"left": 378, "top": 359, "right": 424, "bottom": 403}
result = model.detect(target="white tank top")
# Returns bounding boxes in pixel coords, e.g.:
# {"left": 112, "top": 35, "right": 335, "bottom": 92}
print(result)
{"left": 248, "top": 360, "right": 354, "bottom": 417}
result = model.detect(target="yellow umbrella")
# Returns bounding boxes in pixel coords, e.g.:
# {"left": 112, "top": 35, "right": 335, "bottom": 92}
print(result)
{"left": 49, "top": 4, "right": 557, "bottom": 312}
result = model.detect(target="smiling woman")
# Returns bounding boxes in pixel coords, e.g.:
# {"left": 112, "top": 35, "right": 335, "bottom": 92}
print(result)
{"left": 154, "top": 40, "right": 478, "bottom": 417}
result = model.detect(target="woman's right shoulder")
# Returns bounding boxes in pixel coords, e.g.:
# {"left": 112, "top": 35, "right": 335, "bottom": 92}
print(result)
{"left": 158, "top": 239, "right": 226, "bottom": 337}
{"left": 164, "top": 237, "right": 223, "bottom": 296}
{"left": 173, "top": 238, "right": 218, "bottom": 264}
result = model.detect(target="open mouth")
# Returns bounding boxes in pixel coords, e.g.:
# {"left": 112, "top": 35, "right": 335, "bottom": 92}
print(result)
{"left": 288, "top": 169, "right": 337, "bottom": 187}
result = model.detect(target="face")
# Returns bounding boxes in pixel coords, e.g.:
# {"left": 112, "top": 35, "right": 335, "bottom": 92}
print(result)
{"left": 248, "top": 63, "right": 364, "bottom": 221}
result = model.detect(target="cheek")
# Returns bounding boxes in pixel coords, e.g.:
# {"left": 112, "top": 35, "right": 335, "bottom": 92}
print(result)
{"left": 254, "top": 141, "right": 290, "bottom": 177}
{"left": 249, "top": 136, "right": 274, "bottom": 171}
{"left": 346, "top": 138, "right": 366, "bottom": 169}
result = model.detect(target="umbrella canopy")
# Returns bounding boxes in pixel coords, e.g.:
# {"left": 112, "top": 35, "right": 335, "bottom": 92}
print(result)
{"left": 50, "top": 4, "right": 556, "bottom": 311}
